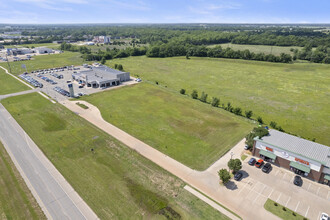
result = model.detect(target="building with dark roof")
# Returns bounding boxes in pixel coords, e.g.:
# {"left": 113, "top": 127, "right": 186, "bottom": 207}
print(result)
{"left": 253, "top": 129, "right": 330, "bottom": 184}
{"left": 72, "top": 66, "right": 130, "bottom": 88}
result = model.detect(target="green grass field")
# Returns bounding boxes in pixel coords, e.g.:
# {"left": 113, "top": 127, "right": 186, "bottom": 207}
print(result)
{"left": 2, "top": 93, "right": 231, "bottom": 220}
{"left": 0, "top": 68, "right": 30, "bottom": 95}
{"left": 110, "top": 56, "right": 330, "bottom": 145}
{"left": 208, "top": 43, "right": 303, "bottom": 56}
{"left": 0, "top": 51, "right": 83, "bottom": 75}
{"left": 0, "top": 141, "right": 45, "bottom": 219}
{"left": 264, "top": 199, "right": 306, "bottom": 220}
{"left": 82, "top": 83, "right": 254, "bottom": 170}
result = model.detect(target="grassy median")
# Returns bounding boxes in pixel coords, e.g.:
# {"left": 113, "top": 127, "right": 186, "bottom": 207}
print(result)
{"left": 0, "top": 68, "right": 30, "bottom": 95}
{"left": 264, "top": 199, "right": 307, "bottom": 220}
{"left": 0, "top": 141, "right": 46, "bottom": 219}
{"left": 82, "top": 83, "right": 254, "bottom": 170}
{"left": 2, "top": 93, "right": 231, "bottom": 220}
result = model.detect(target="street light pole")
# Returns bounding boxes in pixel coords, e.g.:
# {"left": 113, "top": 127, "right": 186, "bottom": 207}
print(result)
{"left": 230, "top": 152, "right": 234, "bottom": 160}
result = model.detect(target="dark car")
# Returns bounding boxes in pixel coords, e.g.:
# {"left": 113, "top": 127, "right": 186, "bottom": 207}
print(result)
{"left": 262, "top": 163, "right": 272, "bottom": 173}
{"left": 248, "top": 158, "right": 256, "bottom": 166}
{"left": 293, "top": 175, "right": 303, "bottom": 186}
{"left": 234, "top": 171, "right": 243, "bottom": 181}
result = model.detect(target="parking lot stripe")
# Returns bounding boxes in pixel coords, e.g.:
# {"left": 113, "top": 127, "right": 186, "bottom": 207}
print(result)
{"left": 285, "top": 196, "right": 291, "bottom": 207}
{"left": 294, "top": 201, "right": 300, "bottom": 212}
{"left": 305, "top": 206, "right": 310, "bottom": 217}
{"left": 307, "top": 183, "right": 311, "bottom": 190}
{"left": 252, "top": 184, "right": 266, "bottom": 204}
{"left": 238, "top": 181, "right": 249, "bottom": 196}
{"left": 276, "top": 192, "right": 282, "bottom": 202}
{"left": 268, "top": 188, "right": 274, "bottom": 198}
{"left": 275, "top": 170, "right": 279, "bottom": 176}
{"left": 282, "top": 173, "right": 286, "bottom": 180}
{"left": 316, "top": 187, "right": 320, "bottom": 195}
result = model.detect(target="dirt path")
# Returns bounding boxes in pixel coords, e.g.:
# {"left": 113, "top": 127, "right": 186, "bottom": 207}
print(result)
{"left": 62, "top": 100, "right": 280, "bottom": 220}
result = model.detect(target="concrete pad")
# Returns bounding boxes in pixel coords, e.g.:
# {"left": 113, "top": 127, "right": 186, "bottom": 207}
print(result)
{"left": 278, "top": 193, "right": 290, "bottom": 206}
{"left": 286, "top": 197, "right": 298, "bottom": 211}
{"left": 269, "top": 190, "right": 281, "bottom": 201}
{"left": 308, "top": 183, "right": 319, "bottom": 194}
{"left": 317, "top": 187, "right": 329, "bottom": 199}
{"left": 261, "top": 186, "right": 273, "bottom": 198}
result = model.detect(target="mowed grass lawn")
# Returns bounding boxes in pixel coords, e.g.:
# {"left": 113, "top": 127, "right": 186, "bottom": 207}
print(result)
{"left": 82, "top": 83, "right": 254, "bottom": 170}
{"left": 209, "top": 43, "right": 303, "bottom": 56}
{"left": 111, "top": 56, "right": 330, "bottom": 145}
{"left": 0, "top": 68, "right": 30, "bottom": 95}
{"left": 2, "top": 93, "right": 231, "bottom": 220}
{"left": 0, "top": 51, "right": 83, "bottom": 76}
{"left": 0, "top": 141, "right": 45, "bottom": 219}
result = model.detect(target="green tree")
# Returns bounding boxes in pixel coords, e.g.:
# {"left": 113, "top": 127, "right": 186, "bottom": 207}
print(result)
{"left": 211, "top": 97, "right": 220, "bottom": 107}
{"left": 245, "top": 110, "right": 253, "bottom": 119}
{"left": 218, "top": 169, "right": 231, "bottom": 184}
{"left": 114, "top": 64, "right": 118, "bottom": 69}
{"left": 257, "top": 116, "right": 264, "bottom": 124}
{"left": 245, "top": 127, "right": 269, "bottom": 148}
{"left": 118, "top": 64, "right": 123, "bottom": 71}
{"left": 100, "top": 57, "right": 106, "bottom": 65}
{"left": 227, "top": 159, "right": 242, "bottom": 173}
{"left": 179, "top": 89, "right": 186, "bottom": 95}
{"left": 200, "top": 91, "right": 208, "bottom": 103}
{"left": 233, "top": 107, "right": 242, "bottom": 116}
{"left": 191, "top": 90, "right": 198, "bottom": 99}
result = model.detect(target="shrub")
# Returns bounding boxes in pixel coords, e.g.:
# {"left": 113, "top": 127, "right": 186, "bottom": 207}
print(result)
{"left": 179, "top": 89, "right": 186, "bottom": 95}
{"left": 200, "top": 91, "right": 208, "bottom": 103}
{"left": 191, "top": 90, "right": 198, "bottom": 99}
{"left": 114, "top": 64, "right": 118, "bottom": 69}
{"left": 233, "top": 107, "right": 242, "bottom": 116}
{"left": 257, "top": 116, "right": 263, "bottom": 124}
{"left": 211, "top": 97, "right": 220, "bottom": 107}
{"left": 282, "top": 207, "right": 286, "bottom": 211}
{"left": 274, "top": 202, "right": 278, "bottom": 206}
{"left": 292, "top": 212, "right": 296, "bottom": 216}
{"left": 245, "top": 110, "right": 253, "bottom": 119}
{"left": 270, "top": 121, "right": 277, "bottom": 129}
{"left": 155, "top": 81, "right": 159, "bottom": 85}
{"left": 118, "top": 64, "right": 123, "bottom": 71}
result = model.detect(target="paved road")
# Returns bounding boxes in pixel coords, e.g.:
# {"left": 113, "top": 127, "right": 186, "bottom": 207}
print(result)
{"left": 0, "top": 89, "right": 39, "bottom": 100}
{"left": 0, "top": 104, "right": 98, "bottom": 220}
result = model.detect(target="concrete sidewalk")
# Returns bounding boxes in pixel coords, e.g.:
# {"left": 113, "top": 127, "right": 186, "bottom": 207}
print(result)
{"left": 0, "top": 104, "right": 98, "bottom": 220}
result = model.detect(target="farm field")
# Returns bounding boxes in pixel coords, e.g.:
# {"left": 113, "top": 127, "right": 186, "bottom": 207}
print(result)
{"left": 2, "top": 93, "right": 231, "bottom": 220}
{"left": 208, "top": 43, "right": 303, "bottom": 56}
{"left": 0, "top": 141, "right": 45, "bottom": 219}
{"left": 110, "top": 56, "right": 330, "bottom": 145}
{"left": 82, "top": 83, "right": 254, "bottom": 170}
{"left": 0, "top": 51, "right": 83, "bottom": 75}
{"left": 0, "top": 68, "right": 30, "bottom": 95}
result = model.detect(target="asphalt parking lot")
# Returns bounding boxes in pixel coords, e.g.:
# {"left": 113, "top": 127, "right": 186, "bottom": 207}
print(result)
{"left": 232, "top": 156, "right": 330, "bottom": 220}
{"left": 21, "top": 65, "right": 137, "bottom": 102}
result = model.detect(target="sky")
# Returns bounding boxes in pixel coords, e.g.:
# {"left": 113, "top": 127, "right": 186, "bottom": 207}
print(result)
{"left": 0, "top": 0, "right": 329, "bottom": 24}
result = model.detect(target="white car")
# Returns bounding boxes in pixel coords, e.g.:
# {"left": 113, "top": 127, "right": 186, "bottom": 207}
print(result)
{"left": 320, "top": 213, "right": 329, "bottom": 220}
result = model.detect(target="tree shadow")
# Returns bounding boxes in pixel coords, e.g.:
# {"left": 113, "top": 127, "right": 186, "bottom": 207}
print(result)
{"left": 225, "top": 180, "right": 238, "bottom": 190}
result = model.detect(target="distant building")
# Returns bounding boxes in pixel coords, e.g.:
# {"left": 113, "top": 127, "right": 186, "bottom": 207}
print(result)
{"left": 34, "top": 47, "right": 53, "bottom": 54}
{"left": 4, "top": 31, "right": 21, "bottom": 35}
{"left": 7, "top": 48, "right": 33, "bottom": 55}
{"left": 93, "top": 36, "right": 111, "bottom": 44}
{"left": 72, "top": 65, "right": 130, "bottom": 88}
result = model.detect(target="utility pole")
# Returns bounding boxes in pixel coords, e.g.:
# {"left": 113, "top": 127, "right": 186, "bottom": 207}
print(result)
{"left": 5, "top": 53, "right": 12, "bottom": 73}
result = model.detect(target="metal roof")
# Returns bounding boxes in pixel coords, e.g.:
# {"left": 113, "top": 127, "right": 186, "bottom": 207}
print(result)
{"left": 75, "top": 66, "right": 125, "bottom": 84}
{"left": 256, "top": 129, "right": 330, "bottom": 167}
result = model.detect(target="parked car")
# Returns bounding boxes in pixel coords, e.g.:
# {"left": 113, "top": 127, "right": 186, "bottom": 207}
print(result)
{"left": 244, "top": 145, "right": 249, "bottom": 150}
{"left": 255, "top": 159, "right": 264, "bottom": 168}
{"left": 248, "top": 158, "right": 256, "bottom": 166}
{"left": 234, "top": 171, "right": 243, "bottom": 181}
{"left": 320, "top": 213, "right": 329, "bottom": 220}
{"left": 293, "top": 175, "right": 303, "bottom": 186}
{"left": 262, "top": 163, "right": 272, "bottom": 173}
